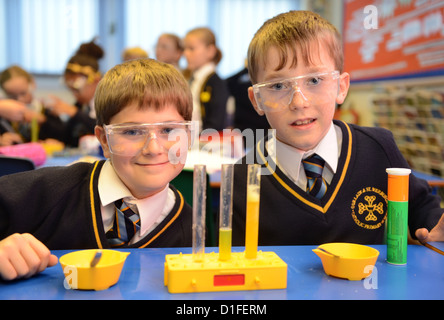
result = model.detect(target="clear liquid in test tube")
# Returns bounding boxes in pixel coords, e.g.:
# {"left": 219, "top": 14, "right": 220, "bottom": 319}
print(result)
{"left": 219, "top": 164, "right": 234, "bottom": 261}
{"left": 192, "top": 165, "right": 207, "bottom": 262}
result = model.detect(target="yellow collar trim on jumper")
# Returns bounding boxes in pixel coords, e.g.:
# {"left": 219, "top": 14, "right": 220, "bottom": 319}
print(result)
{"left": 257, "top": 120, "right": 352, "bottom": 213}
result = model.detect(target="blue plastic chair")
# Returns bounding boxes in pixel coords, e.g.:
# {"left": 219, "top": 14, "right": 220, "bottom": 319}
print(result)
{"left": 0, "top": 155, "right": 35, "bottom": 177}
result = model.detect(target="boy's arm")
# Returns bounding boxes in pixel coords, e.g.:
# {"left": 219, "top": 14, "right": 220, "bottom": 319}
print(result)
{"left": 0, "top": 233, "right": 58, "bottom": 281}
{"left": 359, "top": 125, "right": 444, "bottom": 238}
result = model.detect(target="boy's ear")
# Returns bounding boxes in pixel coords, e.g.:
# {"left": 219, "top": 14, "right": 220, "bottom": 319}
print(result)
{"left": 336, "top": 72, "right": 350, "bottom": 105}
{"left": 94, "top": 125, "right": 111, "bottom": 158}
{"left": 248, "top": 86, "right": 265, "bottom": 116}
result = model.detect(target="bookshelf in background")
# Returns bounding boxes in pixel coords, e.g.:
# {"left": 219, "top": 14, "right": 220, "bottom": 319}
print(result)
{"left": 372, "top": 86, "right": 444, "bottom": 178}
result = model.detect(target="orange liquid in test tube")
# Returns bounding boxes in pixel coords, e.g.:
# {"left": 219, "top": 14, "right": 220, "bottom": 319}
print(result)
{"left": 245, "top": 164, "right": 261, "bottom": 260}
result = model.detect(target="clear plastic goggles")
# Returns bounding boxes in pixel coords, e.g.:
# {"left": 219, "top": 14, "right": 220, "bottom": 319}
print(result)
{"left": 104, "top": 121, "right": 194, "bottom": 160}
{"left": 252, "top": 71, "right": 340, "bottom": 112}
{"left": 64, "top": 76, "right": 88, "bottom": 93}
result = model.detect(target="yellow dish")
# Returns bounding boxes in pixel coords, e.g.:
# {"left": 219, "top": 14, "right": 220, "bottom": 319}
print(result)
{"left": 313, "top": 243, "right": 379, "bottom": 281}
{"left": 59, "top": 249, "right": 130, "bottom": 291}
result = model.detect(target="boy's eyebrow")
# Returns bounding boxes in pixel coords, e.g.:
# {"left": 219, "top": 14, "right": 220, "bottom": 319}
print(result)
{"left": 110, "top": 120, "right": 185, "bottom": 126}
{"left": 262, "top": 66, "right": 332, "bottom": 82}
{"left": 305, "top": 66, "right": 330, "bottom": 73}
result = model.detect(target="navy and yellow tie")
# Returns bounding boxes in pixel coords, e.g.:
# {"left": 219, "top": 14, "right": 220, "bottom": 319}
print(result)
{"left": 302, "top": 154, "right": 327, "bottom": 199}
{"left": 106, "top": 199, "right": 140, "bottom": 247}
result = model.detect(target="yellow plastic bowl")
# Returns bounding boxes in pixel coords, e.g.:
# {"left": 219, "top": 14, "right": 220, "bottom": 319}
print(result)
{"left": 59, "top": 249, "right": 130, "bottom": 291}
{"left": 313, "top": 243, "right": 379, "bottom": 281}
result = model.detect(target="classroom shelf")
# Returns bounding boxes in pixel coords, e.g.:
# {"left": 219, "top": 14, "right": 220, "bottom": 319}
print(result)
{"left": 372, "top": 88, "right": 444, "bottom": 178}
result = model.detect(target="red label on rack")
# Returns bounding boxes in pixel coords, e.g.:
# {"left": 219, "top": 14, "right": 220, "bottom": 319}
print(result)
{"left": 214, "top": 274, "right": 245, "bottom": 286}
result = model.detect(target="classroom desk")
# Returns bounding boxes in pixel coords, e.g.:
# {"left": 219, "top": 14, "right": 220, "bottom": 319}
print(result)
{"left": 1, "top": 244, "right": 443, "bottom": 300}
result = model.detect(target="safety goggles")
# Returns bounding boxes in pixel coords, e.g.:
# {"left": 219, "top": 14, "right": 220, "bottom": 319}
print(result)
{"left": 252, "top": 71, "right": 340, "bottom": 112}
{"left": 5, "top": 87, "right": 33, "bottom": 101}
{"left": 64, "top": 76, "right": 88, "bottom": 93}
{"left": 103, "top": 121, "right": 194, "bottom": 159}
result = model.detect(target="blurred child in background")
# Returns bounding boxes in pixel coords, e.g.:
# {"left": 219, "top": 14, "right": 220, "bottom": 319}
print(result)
{"left": 0, "top": 65, "right": 64, "bottom": 146}
{"left": 183, "top": 27, "right": 229, "bottom": 131}
{"left": 49, "top": 39, "right": 104, "bottom": 147}
{"left": 155, "top": 33, "right": 183, "bottom": 70}
{"left": 122, "top": 46, "right": 149, "bottom": 61}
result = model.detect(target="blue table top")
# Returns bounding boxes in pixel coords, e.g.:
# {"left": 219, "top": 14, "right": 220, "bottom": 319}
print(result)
{"left": 1, "top": 244, "right": 444, "bottom": 300}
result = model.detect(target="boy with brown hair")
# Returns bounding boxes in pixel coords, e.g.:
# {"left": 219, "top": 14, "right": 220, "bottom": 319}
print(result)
{"left": 232, "top": 11, "right": 444, "bottom": 246}
{"left": 0, "top": 58, "right": 194, "bottom": 280}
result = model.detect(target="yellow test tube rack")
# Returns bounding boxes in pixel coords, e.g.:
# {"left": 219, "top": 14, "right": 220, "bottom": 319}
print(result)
{"left": 164, "top": 164, "right": 287, "bottom": 293}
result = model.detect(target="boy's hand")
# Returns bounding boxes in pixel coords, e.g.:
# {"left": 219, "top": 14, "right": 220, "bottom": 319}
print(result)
{"left": 47, "top": 95, "right": 78, "bottom": 117}
{"left": 0, "top": 132, "right": 23, "bottom": 146}
{"left": 0, "top": 233, "right": 58, "bottom": 281}
{"left": 0, "top": 100, "right": 27, "bottom": 122}
{"left": 415, "top": 213, "right": 444, "bottom": 243}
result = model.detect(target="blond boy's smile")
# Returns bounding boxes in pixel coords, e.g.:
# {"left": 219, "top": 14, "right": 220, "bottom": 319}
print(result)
{"left": 97, "top": 103, "right": 187, "bottom": 199}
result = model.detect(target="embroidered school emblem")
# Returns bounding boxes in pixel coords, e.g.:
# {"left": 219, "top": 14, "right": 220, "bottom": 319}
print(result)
{"left": 351, "top": 187, "right": 387, "bottom": 230}
{"left": 200, "top": 91, "right": 211, "bottom": 103}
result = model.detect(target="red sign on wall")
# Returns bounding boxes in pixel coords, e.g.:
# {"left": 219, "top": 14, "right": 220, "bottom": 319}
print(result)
{"left": 343, "top": 0, "right": 444, "bottom": 81}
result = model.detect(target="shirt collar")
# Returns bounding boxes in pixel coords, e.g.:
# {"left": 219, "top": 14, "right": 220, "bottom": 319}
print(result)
{"left": 192, "top": 62, "right": 216, "bottom": 82}
{"left": 98, "top": 160, "right": 170, "bottom": 236}
{"left": 307, "top": 123, "right": 339, "bottom": 174}
{"left": 271, "top": 122, "right": 339, "bottom": 181}
{"left": 98, "top": 160, "right": 133, "bottom": 206}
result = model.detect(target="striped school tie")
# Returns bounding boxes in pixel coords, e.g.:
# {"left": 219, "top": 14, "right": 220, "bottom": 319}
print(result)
{"left": 106, "top": 199, "right": 140, "bottom": 247}
{"left": 302, "top": 154, "right": 327, "bottom": 199}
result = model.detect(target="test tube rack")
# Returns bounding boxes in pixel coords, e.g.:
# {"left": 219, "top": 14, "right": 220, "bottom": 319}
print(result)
{"left": 164, "top": 164, "right": 287, "bottom": 293}
{"left": 164, "top": 250, "right": 287, "bottom": 293}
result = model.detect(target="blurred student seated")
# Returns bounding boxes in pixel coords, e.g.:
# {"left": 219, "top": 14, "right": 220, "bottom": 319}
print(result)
{"left": 47, "top": 39, "right": 104, "bottom": 147}
{"left": 0, "top": 66, "right": 65, "bottom": 146}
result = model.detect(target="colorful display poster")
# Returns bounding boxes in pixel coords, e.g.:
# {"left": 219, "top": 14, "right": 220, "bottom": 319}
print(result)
{"left": 343, "top": 0, "right": 444, "bottom": 82}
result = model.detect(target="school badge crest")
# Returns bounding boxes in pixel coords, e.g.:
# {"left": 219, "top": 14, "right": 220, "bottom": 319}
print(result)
{"left": 351, "top": 187, "right": 387, "bottom": 230}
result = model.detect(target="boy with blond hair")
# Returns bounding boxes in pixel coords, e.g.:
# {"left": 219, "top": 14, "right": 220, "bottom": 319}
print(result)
{"left": 232, "top": 11, "right": 444, "bottom": 245}
{"left": 0, "top": 59, "right": 194, "bottom": 280}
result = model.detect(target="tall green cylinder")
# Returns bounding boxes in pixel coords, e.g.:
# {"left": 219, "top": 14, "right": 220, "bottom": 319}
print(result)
{"left": 386, "top": 168, "right": 410, "bottom": 265}
{"left": 386, "top": 201, "right": 408, "bottom": 264}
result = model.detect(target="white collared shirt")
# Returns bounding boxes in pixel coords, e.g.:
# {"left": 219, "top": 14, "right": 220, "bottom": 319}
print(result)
{"left": 267, "top": 123, "right": 342, "bottom": 190}
{"left": 189, "top": 62, "right": 216, "bottom": 130}
{"left": 98, "top": 160, "right": 175, "bottom": 244}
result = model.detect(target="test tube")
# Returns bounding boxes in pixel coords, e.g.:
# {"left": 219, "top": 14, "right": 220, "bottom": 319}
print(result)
{"left": 192, "top": 165, "right": 207, "bottom": 262}
{"left": 31, "top": 117, "right": 39, "bottom": 142}
{"left": 386, "top": 168, "right": 411, "bottom": 265}
{"left": 245, "top": 164, "right": 261, "bottom": 259}
{"left": 219, "top": 164, "right": 234, "bottom": 261}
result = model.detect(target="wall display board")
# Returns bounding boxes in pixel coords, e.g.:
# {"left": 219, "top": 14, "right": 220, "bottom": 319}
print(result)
{"left": 343, "top": 0, "right": 444, "bottom": 82}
